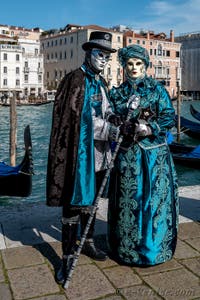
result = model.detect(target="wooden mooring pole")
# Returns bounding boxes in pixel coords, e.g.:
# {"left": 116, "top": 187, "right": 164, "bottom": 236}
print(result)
{"left": 10, "top": 91, "right": 17, "bottom": 166}
{"left": 176, "top": 83, "right": 181, "bottom": 143}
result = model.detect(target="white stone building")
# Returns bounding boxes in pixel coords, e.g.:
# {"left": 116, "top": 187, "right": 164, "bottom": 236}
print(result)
{"left": 40, "top": 24, "right": 123, "bottom": 90}
{"left": 0, "top": 25, "right": 44, "bottom": 101}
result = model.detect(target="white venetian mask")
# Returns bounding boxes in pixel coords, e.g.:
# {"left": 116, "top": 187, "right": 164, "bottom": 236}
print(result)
{"left": 90, "top": 48, "right": 110, "bottom": 72}
{"left": 125, "top": 57, "right": 146, "bottom": 79}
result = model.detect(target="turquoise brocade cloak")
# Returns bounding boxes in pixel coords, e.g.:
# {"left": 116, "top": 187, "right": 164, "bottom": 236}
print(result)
{"left": 108, "top": 76, "right": 179, "bottom": 266}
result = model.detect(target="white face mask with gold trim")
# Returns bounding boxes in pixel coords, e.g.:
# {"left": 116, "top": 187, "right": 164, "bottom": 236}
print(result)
{"left": 125, "top": 57, "right": 146, "bottom": 79}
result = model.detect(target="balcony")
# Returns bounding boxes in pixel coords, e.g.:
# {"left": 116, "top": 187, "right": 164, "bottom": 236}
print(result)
{"left": 24, "top": 67, "right": 30, "bottom": 73}
{"left": 37, "top": 68, "right": 43, "bottom": 73}
{"left": 155, "top": 73, "right": 170, "bottom": 80}
{"left": 117, "top": 74, "right": 122, "bottom": 80}
{"left": 107, "top": 74, "right": 113, "bottom": 80}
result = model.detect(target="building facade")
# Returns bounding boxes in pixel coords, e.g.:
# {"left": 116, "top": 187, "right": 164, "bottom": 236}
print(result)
{"left": 122, "top": 28, "right": 181, "bottom": 98}
{"left": 175, "top": 32, "right": 200, "bottom": 100}
{"left": 0, "top": 25, "right": 44, "bottom": 101}
{"left": 40, "top": 24, "right": 123, "bottom": 90}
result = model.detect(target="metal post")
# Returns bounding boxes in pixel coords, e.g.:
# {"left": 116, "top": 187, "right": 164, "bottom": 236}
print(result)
{"left": 176, "top": 82, "right": 181, "bottom": 143}
{"left": 10, "top": 91, "right": 17, "bottom": 166}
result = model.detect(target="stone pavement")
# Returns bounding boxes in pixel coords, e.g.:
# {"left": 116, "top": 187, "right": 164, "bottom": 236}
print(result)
{"left": 0, "top": 185, "right": 199, "bottom": 300}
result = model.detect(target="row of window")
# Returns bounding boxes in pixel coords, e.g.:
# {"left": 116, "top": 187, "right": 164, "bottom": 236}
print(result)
{"left": 2, "top": 53, "right": 20, "bottom": 61}
{"left": 43, "top": 36, "right": 74, "bottom": 49}
{"left": 43, "top": 35, "right": 122, "bottom": 49}
{"left": 2, "top": 75, "right": 42, "bottom": 86}
{"left": 3, "top": 62, "right": 42, "bottom": 74}
{"left": 128, "top": 40, "right": 180, "bottom": 58}
{"left": 2, "top": 50, "right": 40, "bottom": 61}
{"left": 46, "top": 50, "right": 71, "bottom": 60}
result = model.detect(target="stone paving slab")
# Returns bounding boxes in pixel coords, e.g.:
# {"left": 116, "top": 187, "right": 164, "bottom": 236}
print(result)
{"left": 7, "top": 264, "right": 60, "bottom": 300}
{"left": 0, "top": 282, "right": 12, "bottom": 300}
{"left": 133, "top": 259, "right": 182, "bottom": 276}
{"left": 186, "top": 237, "right": 200, "bottom": 251}
{"left": 0, "top": 224, "right": 6, "bottom": 250}
{"left": 2, "top": 245, "right": 45, "bottom": 269}
{"left": 143, "top": 268, "right": 200, "bottom": 300}
{"left": 180, "top": 257, "right": 200, "bottom": 277}
{"left": 33, "top": 295, "right": 67, "bottom": 300}
{"left": 178, "top": 221, "right": 200, "bottom": 240}
{"left": 99, "top": 295, "right": 124, "bottom": 300}
{"left": 120, "top": 284, "right": 163, "bottom": 300}
{"left": 103, "top": 265, "right": 142, "bottom": 289}
{"left": 0, "top": 258, "right": 4, "bottom": 282}
{"left": 174, "top": 239, "right": 200, "bottom": 259}
{"left": 64, "top": 264, "right": 115, "bottom": 300}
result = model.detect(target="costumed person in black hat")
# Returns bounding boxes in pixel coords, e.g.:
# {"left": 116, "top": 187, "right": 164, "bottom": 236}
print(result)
{"left": 46, "top": 31, "right": 121, "bottom": 285}
{"left": 108, "top": 44, "right": 179, "bottom": 266}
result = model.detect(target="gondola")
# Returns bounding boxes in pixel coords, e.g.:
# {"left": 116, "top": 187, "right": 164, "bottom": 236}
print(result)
{"left": 190, "top": 104, "right": 200, "bottom": 122}
{"left": 175, "top": 115, "right": 200, "bottom": 139}
{"left": 169, "top": 142, "right": 200, "bottom": 169}
{"left": 0, "top": 125, "right": 33, "bottom": 197}
{"left": 0, "top": 100, "right": 52, "bottom": 107}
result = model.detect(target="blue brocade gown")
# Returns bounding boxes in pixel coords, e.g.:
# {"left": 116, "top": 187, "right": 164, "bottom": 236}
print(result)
{"left": 108, "top": 76, "right": 179, "bottom": 266}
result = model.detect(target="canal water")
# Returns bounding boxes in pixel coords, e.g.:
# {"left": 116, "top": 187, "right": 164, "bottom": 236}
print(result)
{"left": 0, "top": 100, "right": 200, "bottom": 206}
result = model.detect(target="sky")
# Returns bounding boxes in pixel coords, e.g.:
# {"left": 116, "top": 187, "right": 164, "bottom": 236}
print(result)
{"left": 1, "top": 0, "right": 200, "bottom": 36}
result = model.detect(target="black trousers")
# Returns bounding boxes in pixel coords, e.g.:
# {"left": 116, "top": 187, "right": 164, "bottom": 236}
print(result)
{"left": 61, "top": 170, "right": 105, "bottom": 255}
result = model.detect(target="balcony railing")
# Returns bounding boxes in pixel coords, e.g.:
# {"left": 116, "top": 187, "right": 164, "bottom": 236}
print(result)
{"left": 155, "top": 73, "right": 170, "bottom": 79}
{"left": 24, "top": 67, "right": 30, "bottom": 73}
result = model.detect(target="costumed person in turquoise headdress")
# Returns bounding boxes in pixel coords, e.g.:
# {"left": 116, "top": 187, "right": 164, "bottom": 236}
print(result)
{"left": 107, "top": 44, "right": 179, "bottom": 266}
{"left": 46, "top": 31, "right": 121, "bottom": 285}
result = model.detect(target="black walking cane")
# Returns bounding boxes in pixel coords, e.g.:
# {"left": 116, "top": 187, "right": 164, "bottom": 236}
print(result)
{"left": 63, "top": 95, "right": 140, "bottom": 289}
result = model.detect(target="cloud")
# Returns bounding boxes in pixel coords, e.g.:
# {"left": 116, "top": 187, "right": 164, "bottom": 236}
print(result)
{"left": 125, "top": 0, "right": 200, "bottom": 36}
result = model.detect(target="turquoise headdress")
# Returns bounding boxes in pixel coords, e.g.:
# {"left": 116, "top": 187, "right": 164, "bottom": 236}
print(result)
{"left": 118, "top": 45, "right": 150, "bottom": 68}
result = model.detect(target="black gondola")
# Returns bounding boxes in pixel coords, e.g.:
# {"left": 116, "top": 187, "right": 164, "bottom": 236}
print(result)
{"left": 169, "top": 142, "right": 200, "bottom": 169}
{"left": 0, "top": 125, "right": 33, "bottom": 197}
{"left": 190, "top": 104, "right": 200, "bottom": 122}
{"left": 175, "top": 115, "right": 200, "bottom": 139}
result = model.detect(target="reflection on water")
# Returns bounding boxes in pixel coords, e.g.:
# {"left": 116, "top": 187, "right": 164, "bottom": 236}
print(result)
{"left": 172, "top": 100, "right": 200, "bottom": 187}
{"left": 0, "top": 100, "right": 199, "bottom": 206}
{"left": 0, "top": 103, "right": 53, "bottom": 205}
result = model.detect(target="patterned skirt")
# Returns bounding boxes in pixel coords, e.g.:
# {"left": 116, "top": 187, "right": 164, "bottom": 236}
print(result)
{"left": 108, "top": 143, "right": 179, "bottom": 266}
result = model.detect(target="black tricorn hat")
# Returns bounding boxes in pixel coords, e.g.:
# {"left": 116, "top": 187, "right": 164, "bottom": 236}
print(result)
{"left": 82, "top": 31, "right": 116, "bottom": 53}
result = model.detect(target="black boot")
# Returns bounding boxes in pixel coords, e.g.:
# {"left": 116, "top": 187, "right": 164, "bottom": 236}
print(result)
{"left": 80, "top": 213, "right": 107, "bottom": 261}
{"left": 55, "top": 222, "right": 78, "bottom": 285}
{"left": 55, "top": 254, "right": 74, "bottom": 285}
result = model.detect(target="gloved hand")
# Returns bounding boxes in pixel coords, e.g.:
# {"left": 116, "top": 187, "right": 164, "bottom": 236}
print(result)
{"left": 134, "top": 119, "right": 152, "bottom": 137}
{"left": 108, "top": 114, "right": 122, "bottom": 126}
{"left": 120, "top": 121, "right": 134, "bottom": 137}
{"left": 126, "top": 95, "right": 140, "bottom": 110}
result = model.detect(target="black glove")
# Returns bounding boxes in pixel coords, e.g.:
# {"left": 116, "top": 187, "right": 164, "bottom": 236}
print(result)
{"left": 119, "top": 121, "right": 134, "bottom": 137}
{"left": 108, "top": 114, "right": 122, "bottom": 127}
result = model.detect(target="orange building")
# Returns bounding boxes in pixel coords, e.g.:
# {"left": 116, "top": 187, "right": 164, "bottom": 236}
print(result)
{"left": 122, "top": 29, "right": 181, "bottom": 98}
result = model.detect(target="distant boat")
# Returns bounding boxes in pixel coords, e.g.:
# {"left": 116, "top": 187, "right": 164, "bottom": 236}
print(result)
{"left": 169, "top": 142, "right": 200, "bottom": 169}
{"left": 0, "top": 100, "right": 52, "bottom": 107}
{"left": 175, "top": 115, "right": 200, "bottom": 139}
{"left": 0, "top": 125, "right": 34, "bottom": 197}
{"left": 190, "top": 104, "right": 200, "bottom": 122}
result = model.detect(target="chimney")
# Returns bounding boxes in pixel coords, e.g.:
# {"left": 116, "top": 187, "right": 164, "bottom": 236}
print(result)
{"left": 170, "top": 30, "right": 174, "bottom": 42}
{"left": 147, "top": 31, "right": 150, "bottom": 40}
